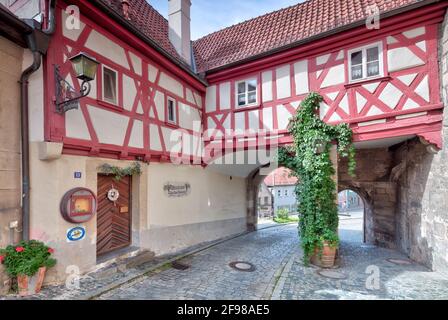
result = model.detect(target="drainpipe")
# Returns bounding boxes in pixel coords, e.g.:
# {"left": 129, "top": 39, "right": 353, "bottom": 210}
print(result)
{"left": 20, "top": 0, "right": 56, "bottom": 241}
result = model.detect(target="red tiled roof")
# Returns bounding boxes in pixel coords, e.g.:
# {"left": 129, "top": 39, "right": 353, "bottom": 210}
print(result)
{"left": 264, "top": 168, "right": 298, "bottom": 186}
{"left": 101, "top": 0, "right": 422, "bottom": 74}
{"left": 101, "top": 0, "right": 184, "bottom": 64}
{"left": 193, "top": 0, "right": 421, "bottom": 73}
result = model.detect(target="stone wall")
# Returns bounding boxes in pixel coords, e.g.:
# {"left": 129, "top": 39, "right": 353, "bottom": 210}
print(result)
{"left": 393, "top": 11, "right": 448, "bottom": 272}
{"left": 339, "top": 148, "right": 397, "bottom": 248}
{"left": 0, "top": 36, "right": 23, "bottom": 248}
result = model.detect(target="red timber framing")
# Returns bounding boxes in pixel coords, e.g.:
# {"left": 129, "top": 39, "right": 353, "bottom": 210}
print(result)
{"left": 43, "top": 0, "right": 206, "bottom": 164}
{"left": 203, "top": 2, "right": 447, "bottom": 156}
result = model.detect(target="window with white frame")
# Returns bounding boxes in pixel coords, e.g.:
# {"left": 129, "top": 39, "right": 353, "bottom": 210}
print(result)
{"left": 167, "top": 97, "right": 176, "bottom": 124}
{"left": 284, "top": 189, "right": 288, "bottom": 197}
{"left": 348, "top": 42, "right": 383, "bottom": 82}
{"left": 236, "top": 78, "right": 257, "bottom": 107}
{"left": 277, "top": 189, "right": 281, "bottom": 198}
{"left": 103, "top": 66, "right": 118, "bottom": 104}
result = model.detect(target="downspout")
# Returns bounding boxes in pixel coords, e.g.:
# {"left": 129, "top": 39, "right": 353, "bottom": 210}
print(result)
{"left": 20, "top": 0, "right": 56, "bottom": 241}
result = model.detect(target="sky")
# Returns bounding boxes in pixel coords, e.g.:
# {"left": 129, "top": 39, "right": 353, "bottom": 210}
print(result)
{"left": 147, "top": 0, "right": 304, "bottom": 40}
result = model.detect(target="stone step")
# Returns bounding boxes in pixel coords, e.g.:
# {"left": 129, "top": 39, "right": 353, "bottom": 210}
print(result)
{"left": 118, "top": 250, "right": 156, "bottom": 270}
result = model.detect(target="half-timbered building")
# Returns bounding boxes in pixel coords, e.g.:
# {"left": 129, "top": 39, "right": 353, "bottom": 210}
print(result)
{"left": 1, "top": 0, "right": 448, "bottom": 282}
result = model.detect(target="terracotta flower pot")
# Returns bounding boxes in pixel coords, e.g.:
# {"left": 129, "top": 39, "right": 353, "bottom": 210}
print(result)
{"left": 310, "top": 242, "right": 337, "bottom": 268}
{"left": 17, "top": 267, "right": 47, "bottom": 297}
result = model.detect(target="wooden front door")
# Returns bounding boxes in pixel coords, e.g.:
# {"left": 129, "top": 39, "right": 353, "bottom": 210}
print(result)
{"left": 97, "top": 174, "right": 132, "bottom": 256}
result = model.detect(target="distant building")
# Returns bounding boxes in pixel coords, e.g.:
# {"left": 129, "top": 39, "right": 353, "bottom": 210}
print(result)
{"left": 338, "top": 190, "right": 364, "bottom": 213}
{"left": 265, "top": 168, "right": 298, "bottom": 214}
{"left": 257, "top": 182, "right": 273, "bottom": 218}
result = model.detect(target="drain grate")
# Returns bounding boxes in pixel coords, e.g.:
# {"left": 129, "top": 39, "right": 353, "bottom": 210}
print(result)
{"left": 172, "top": 260, "right": 190, "bottom": 270}
{"left": 386, "top": 258, "right": 413, "bottom": 265}
{"left": 317, "top": 269, "right": 348, "bottom": 280}
{"left": 229, "top": 261, "right": 256, "bottom": 272}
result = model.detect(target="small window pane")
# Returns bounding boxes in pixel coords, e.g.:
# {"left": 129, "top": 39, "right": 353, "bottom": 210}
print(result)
{"left": 168, "top": 99, "right": 176, "bottom": 122}
{"left": 247, "top": 80, "right": 257, "bottom": 92}
{"left": 237, "top": 94, "right": 246, "bottom": 106}
{"left": 367, "top": 47, "right": 379, "bottom": 62}
{"left": 367, "top": 61, "right": 380, "bottom": 77}
{"left": 351, "top": 65, "right": 363, "bottom": 80}
{"left": 237, "top": 82, "right": 246, "bottom": 94}
{"left": 248, "top": 92, "right": 256, "bottom": 104}
{"left": 351, "top": 51, "right": 362, "bottom": 65}
{"left": 103, "top": 67, "right": 117, "bottom": 103}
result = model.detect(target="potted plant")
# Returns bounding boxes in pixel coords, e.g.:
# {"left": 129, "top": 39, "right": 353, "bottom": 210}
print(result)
{"left": 0, "top": 240, "right": 56, "bottom": 296}
{"left": 310, "top": 230, "right": 339, "bottom": 268}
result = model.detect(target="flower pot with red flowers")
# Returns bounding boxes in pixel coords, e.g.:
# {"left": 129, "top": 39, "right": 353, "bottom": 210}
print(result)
{"left": 0, "top": 240, "right": 56, "bottom": 296}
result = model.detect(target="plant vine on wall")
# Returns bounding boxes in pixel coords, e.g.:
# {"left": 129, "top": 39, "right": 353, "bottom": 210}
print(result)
{"left": 278, "top": 92, "right": 356, "bottom": 263}
{"left": 98, "top": 162, "right": 142, "bottom": 181}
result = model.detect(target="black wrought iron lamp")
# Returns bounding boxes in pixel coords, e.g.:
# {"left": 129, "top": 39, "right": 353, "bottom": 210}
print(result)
{"left": 55, "top": 52, "right": 99, "bottom": 113}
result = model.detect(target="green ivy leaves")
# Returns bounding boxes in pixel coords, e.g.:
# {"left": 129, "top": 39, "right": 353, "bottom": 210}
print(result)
{"left": 278, "top": 92, "right": 356, "bottom": 263}
{"left": 98, "top": 162, "right": 142, "bottom": 181}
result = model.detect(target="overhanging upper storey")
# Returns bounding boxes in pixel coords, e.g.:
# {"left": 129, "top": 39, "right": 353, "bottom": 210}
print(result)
{"left": 201, "top": 1, "right": 447, "bottom": 159}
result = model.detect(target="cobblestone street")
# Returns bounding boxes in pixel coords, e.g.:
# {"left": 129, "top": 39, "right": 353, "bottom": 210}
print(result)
{"left": 97, "top": 217, "right": 448, "bottom": 300}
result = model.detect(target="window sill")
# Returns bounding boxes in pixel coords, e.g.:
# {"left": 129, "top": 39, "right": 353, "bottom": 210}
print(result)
{"left": 344, "top": 76, "right": 391, "bottom": 89}
{"left": 165, "top": 121, "right": 179, "bottom": 129}
{"left": 97, "top": 100, "right": 123, "bottom": 112}
{"left": 234, "top": 104, "right": 260, "bottom": 112}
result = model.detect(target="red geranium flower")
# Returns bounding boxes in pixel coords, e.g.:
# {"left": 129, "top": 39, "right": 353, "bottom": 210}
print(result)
{"left": 15, "top": 246, "right": 24, "bottom": 253}
{"left": 0, "top": 255, "right": 5, "bottom": 263}
{"left": 48, "top": 248, "right": 54, "bottom": 254}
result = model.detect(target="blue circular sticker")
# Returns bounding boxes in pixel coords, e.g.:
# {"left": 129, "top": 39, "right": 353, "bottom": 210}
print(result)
{"left": 67, "top": 226, "right": 86, "bottom": 242}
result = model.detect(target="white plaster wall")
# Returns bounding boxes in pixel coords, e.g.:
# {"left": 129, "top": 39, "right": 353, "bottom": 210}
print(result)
{"left": 294, "top": 60, "right": 309, "bottom": 95}
{"left": 219, "top": 82, "right": 231, "bottom": 109}
{"left": 262, "top": 71, "right": 273, "bottom": 102}
{"left": 205, "top": 85, "right": 216, "bottom": 112}
{"left": 147, "top": 164, "right": 246, "bottom": 227}
{"left": 87, "top": 105, "right": 129, "bottom": 145}
{"left": 179, "top": 103, "right": 201, "bottom": 131}
{"left": 85, "top": 30, "right": 129, "bottom": 69}
{"left": 159, "top": 72, "right": 184, "bottom": 98}
{"left": 388, "top": 47, "right": 424, "bottom": 72}
{"left": 276, "top": 65, "right": 291, "bottom": 99}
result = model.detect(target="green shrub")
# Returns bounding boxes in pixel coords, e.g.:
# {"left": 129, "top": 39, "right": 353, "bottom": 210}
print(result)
{"left": 276, "top": 208, "right": 290, "bottom": 220}
{"left": 0, "top": 240, "right": 57, "bottom": 277}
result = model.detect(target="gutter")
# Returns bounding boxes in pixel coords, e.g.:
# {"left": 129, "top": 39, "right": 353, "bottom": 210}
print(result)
{"left": 90, "top": 0, "right": 208, "bottom": 87}
{"left": 20, "top": 0, "right": 56, "bottom": 241}
{"left": 203, "top": 0, "right": 445, "bottom": 75}
{"left": 0, "top": 5, "right": 33, "bottom": 47}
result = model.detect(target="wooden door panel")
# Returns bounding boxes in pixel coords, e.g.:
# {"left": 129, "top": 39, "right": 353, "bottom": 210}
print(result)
{"left": 96, "top": 175, "right": 132, "bottom": 256}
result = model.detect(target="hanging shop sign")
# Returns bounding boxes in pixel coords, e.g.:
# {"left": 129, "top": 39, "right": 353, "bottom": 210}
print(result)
{"left": 163, "top": 182, "right": 191, "bottom": 198}
{"left": 60, "top": 188, "right": 97, "bottom": 223}
{"left": 66, "top": 226, "right": 86, "bottom": 242}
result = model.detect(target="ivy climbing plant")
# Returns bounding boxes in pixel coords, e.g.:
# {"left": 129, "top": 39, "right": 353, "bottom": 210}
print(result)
{"left": 278, "top": 92, "right": 356, "bottom": 263}
{"left": 98, "top": 162, "right": 142, "bottom": 181}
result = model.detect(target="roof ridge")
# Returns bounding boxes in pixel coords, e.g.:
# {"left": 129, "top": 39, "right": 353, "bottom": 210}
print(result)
{"left": 193, "top": 0, "right": 312, "bottom": 43}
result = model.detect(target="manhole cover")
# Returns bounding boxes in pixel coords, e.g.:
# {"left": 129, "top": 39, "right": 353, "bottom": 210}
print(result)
{"left": 172, "top": 260, "right": 190, "bottom": 270}
{"left": 317, "top": 269, "right": 348, "bottom": 279}
{"left": 386, "top": 258, "right": 413, "bottom": 265}
{"left": 229, "top": 261, "right": 256, "bottom": 272}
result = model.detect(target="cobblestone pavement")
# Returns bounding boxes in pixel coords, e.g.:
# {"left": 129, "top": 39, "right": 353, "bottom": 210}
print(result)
{"left": 98, "top": 217, "right": 448, "bottom": 300}
{"left": 98, "top": 225, "right": 298, "bottom": 300}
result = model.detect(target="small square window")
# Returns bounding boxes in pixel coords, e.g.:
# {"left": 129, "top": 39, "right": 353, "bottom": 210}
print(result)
{"left": 103, "top": 66, "right": 117, "bottom": 104}
{"left": 236, "top": 78, "right": 258, "bottom": 108}
{"left": 348, "top": 43, "right": 383, "bottom": 82}
{"left": 167, "top": 98, "right": 176, "bottom": 124}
